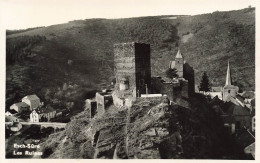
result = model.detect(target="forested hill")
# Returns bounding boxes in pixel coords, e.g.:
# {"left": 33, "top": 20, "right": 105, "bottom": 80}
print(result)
{"left": 6, "top": 7, "right": 255, "bottom": 109}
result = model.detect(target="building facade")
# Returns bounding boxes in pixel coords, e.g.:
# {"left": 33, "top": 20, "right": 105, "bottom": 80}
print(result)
{"left": 30, "top": 106, "right": 56, "bottom": 122}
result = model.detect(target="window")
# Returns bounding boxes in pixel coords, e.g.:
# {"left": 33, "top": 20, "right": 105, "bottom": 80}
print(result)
{"left": 228, "top": 90, "right": 231, "bottom": 93}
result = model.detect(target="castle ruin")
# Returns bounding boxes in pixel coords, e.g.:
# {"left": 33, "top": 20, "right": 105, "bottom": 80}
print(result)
{"left": 85, "top": 42, "right": 195, "bottom": 118}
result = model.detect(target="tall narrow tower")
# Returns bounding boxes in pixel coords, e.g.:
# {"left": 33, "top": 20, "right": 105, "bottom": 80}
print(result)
{"left": 114, "top": 42, "right": 151, "bottom": 97}
{"left": 225, "top": 60, "right": 232, "bottom": 86}
{"left": 223, "top": 60, "right": 239, "bottom": 102}
{"left": 175, "top": 50, "right": 184, "bottom": 78}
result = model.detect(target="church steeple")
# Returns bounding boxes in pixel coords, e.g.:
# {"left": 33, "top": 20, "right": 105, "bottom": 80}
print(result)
{"left": 225, "top": 60, "right": 232, "bottom": 86}
{"left": 175, "top": 49, "right": 183, "bottom": 59}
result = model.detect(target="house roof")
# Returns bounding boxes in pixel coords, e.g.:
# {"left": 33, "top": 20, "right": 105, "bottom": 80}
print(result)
{"left": 35, "top": 106, "right": 55, "bottom": 114}
{"left": 224, "top": 101, "right": 250, "bottom": 115}
{"left": 210, "top": 96, "right": 223, "bottom": 106}
{"left": 236, "top": 94, "right": 245, "bottom": 102}
{"left": 23, "top": 94, "right": 40, "bottom": 101}
{"left": 5, "top": 111, "right": 12, "bottom": 115}
{"left": 236, "top": 129, "right": 255, "bottom": 149}
{"left": 211, "top": 87, "right": 223, "bottom": 92}
{"left": 5, "top": 116, "right": 18, "bottom": 122}
{"left": 14, "top": 102, "right": 29, "bottom": 108}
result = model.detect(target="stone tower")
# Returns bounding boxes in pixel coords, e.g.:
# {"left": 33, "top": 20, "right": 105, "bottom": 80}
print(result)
{"left": 175, "top": 50, "right": 184, "bottom": 78}
{"left": 169, "top": 50, "right": 184, "bottom": 78}
{"left": 223, "top": 61, "right": 239, "bottom": 102}
{"left": 114, "top": 42, "right": 151, "bottom": 97}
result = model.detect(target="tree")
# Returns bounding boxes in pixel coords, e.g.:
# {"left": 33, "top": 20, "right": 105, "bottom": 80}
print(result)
{"left": 199, "top": 72, "right": 211, "bottom": 92}
{"left": 165, "top": 68, "right": 179, "bottom": 79}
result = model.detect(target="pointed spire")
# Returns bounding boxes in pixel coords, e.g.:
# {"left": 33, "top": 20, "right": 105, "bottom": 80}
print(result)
{"left": 175, "top": 49, "right": 183, "bottom": 59}
{"left": 225, "top": 60, "right": 232, "bottom": 86}
{"left": 113, "top": 144, "right": 119, "bottom": 159}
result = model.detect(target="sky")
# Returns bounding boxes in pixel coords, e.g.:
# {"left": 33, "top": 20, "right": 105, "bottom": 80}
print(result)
{"left": 0, "top": 0, "right": 257, "bottom": 30}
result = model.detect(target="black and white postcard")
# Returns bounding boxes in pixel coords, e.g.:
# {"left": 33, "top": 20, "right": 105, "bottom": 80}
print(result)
{"left": 0, "top": 0, "right": 257, "bottom": 161}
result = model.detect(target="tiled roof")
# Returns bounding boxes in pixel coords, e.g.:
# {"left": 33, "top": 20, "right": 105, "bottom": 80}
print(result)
{"left": 23, "top": 94, "right": 40, "bottom": 101}
{"left": 35, "top": 106, "right": 55, "bottom": 114}
{"left": 236, "top": 94, "right": 245, "bottom": 102}
{"left": 14, "top": 102, "right": 29, "bottom": 107}
{"left": 210, "top": 96, "right": 223, "bottom": 105}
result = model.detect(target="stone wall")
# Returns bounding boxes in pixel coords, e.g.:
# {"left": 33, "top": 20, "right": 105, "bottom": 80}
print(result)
{"left": 151, "top": 77, "right": 189, "bottom": 102}
{"left": 95, "top": 92, "right": 113, "bottom": 115}
{"left": 85, "top": 99, "right": 97, "bottom": 118}
{"left": 183, "top": 63, "right": 195, "bottom": 96}
{"left": 114, "top": 42, "right": 151, "bottom": 97}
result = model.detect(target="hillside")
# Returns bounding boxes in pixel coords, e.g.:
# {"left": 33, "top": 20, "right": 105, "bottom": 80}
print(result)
{"left": 6, "top": 7, "right": 255, "bottom": 111}
{"left": 38, "top": 93, "right": 245, "bottom": 159}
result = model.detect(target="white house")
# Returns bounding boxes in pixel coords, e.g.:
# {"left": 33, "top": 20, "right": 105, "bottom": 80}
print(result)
{"left": 22, "top": 94, "right": 41, "bottom": 110}
{"left": 5, "top": 111, "right": 13, "bottom": 116}
{"left": 30, "top": 110, "right": 39, "bottom": 123}
{"left": 10, "top": 102, "right": 30, "bottom": 113}
{"left": 30, "top": 106, "right": 56, "bottom": 122}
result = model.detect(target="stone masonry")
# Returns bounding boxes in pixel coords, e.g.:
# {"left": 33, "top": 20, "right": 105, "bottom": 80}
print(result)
{"left": 114, "top": 42, "right": 151, "bottom": 97}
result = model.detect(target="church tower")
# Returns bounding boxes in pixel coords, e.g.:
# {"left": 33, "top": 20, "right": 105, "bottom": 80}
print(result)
{"left": 225, "top": 61, "right": 232, "bottom": 86}
{"left": 223, "top": 60, "right": 239, "bottom": 102}
{"left": 174, "top": 50, "right": 184, "bottom": 78}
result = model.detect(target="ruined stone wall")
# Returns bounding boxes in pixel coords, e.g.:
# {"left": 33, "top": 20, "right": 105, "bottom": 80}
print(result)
{"left": 114, "top": 42, "right": 151, "bottom": 97}
{"left": 183, "top": 63, "right": 195, "bottom": 96}
{"left": 151, "top": 77, "right": 182, "bottom": 102}
{"left": 85, "top": 100, "right": 97, "bottom": 118}
{"left": 134, "top": 43, "right": 151, "bottom": 95}
{"left": 114, "top": 43, "right": 136, "bottom": 96}
{"left": 179, "top": 79, "right": 189, "bottom": 99}
{"left": 95, "top": 93, "right": 105, "bottom": 114}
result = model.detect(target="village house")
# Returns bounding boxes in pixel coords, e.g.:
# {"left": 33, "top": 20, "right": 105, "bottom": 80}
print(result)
{"left": 30, "top": 106, "right": 56, "bottom": 122}
{"left": 10, "top": 122, "right": 22, "bottom": 132}
{"left": 22, "top": 94, "right": 42, "bottom": 110}
{"left": 244, "top": 142, "right": 255, "bottom": 159}
{"left": 235, "top": 129, "right": 255, "bottom": 159}
{"left": 10, "top": 102, "right": 30, "bottom": 113}
{"left": 5, "top": 115, "right": 19, "bottom": 123}
{"left": 5, "top": 111, "right": 13, "bottom": 116}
